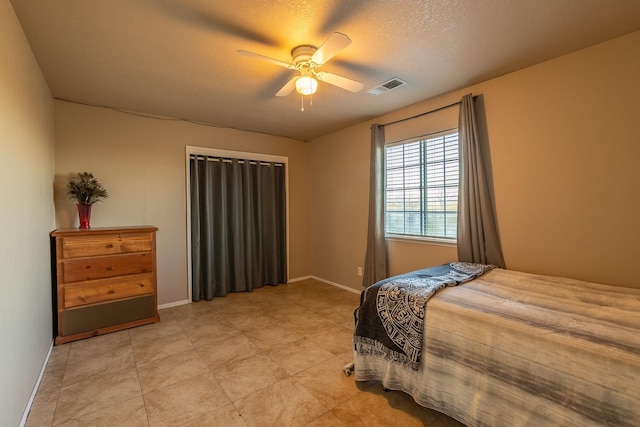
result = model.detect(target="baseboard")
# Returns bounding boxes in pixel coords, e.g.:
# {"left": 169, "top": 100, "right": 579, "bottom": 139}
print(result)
{"left": 158, "top": 299, "right": 190, "bottom": 309}
{"left": 288, "top": 274, "right": 361, "bottom": 294}
{"left": 309, "top": 276, "right": 361, "bottom": 295}
{"left": 20, "top": 341, "right": 53, "bottom": 427}
{"left": 287, "top": 275, "right": 312, "bottom": 283}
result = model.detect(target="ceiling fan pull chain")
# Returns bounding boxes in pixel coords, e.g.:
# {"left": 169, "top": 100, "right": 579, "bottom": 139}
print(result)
{"left": 300, "top": 94, "right": 314, "bottom": 112}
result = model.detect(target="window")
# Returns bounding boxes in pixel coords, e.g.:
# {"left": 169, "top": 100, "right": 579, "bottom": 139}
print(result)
{"left": 385, "top": 130, "right": 459, "bottom": 240}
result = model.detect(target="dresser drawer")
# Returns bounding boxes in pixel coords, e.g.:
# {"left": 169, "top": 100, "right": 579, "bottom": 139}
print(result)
{"left": 62, "top": 232, "right": 153, "bottom": 258}
{"left": 64, "top": 274, "right": 153, "bottom": 308}
{"left": 63, "top": 252, "right": 152, "bottom": 282}
{"left": 61, "top": 295, "right": 157, "bottom": 337}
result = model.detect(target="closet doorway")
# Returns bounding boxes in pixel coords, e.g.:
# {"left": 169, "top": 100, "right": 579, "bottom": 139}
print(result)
{"left": 186, "top": 146, "right": 289, "bottom": 301}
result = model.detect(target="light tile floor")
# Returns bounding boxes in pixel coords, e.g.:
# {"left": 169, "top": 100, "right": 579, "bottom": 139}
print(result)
{"left": 26, "top": 279, "right": 466, "bottom": 426}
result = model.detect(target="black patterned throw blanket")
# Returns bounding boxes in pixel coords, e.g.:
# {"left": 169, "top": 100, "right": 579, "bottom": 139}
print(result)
{"left": 354, "top": 262, "right": 495, "bottom": 370}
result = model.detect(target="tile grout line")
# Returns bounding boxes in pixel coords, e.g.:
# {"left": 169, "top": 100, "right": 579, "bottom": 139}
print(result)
{"left": 129, "top": 328, "right": 154, "bottom": 427}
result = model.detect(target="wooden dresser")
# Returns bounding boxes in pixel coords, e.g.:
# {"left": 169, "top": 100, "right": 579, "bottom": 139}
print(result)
{"left": 51, "top": 226, "right": 159, "bottom": 345}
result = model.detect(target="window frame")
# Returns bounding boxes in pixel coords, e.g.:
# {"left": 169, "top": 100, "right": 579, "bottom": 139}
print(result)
{"left": 384, "top": 128, "right": 459, "bottom": 245}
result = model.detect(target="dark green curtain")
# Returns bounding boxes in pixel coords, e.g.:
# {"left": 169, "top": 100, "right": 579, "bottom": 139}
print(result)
{"left": 190, "top": 155, "right": 287, "bottom": 301}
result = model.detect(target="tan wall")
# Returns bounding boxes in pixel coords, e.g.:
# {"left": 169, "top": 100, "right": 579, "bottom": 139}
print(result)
{"left": 310, "top": 30, "right": 640, "bottom": 290}
{"left": 54, "top": 101, "right": 312, "bottom": 305}
{"left": 309, "top": 124, "right": 370, "bottom": 287}
{"left": 0, "top": 3, "right": 55, "bottom": 425}
{"left": 479, "top": 30, "right": 640, "bottom": 288}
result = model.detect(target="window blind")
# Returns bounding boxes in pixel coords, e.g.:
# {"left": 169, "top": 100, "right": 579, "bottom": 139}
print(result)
{"left": 385, "top": 131, "right": 459, "bottom": 239}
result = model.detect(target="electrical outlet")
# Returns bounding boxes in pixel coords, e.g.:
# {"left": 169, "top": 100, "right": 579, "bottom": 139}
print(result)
{"left": 357, "top": 267, "right": 363, "bottom": 276}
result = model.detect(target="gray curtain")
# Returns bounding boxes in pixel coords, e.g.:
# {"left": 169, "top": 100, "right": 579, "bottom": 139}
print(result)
{"left": 190, "top": 155, "right": 287, "bottom": 300}
{"left": 457, "top": 94, "right": 506, "bottom": 267}
{"left": 362, "top": 124, "right": 389, "bottom": 287}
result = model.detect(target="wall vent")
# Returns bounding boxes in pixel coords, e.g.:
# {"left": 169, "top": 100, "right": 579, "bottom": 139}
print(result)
{"left": 367, "top": 77, "right": 408, "bottom": 96}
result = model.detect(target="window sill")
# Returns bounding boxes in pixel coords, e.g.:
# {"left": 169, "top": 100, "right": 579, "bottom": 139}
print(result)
{"left": 386, "top": 234, "right": 457, "bottom": 248}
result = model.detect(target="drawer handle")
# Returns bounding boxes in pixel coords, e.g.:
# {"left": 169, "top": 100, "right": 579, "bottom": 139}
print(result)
{"left": 139, "top": 283, "right": 145, "bottom": 287}
{"left": 107, "top": 266, "right": 115, "bottom": 271}
{"left": 106, "top": 244, "right": 114, "bottom": 249}
{"left": 108, "top": 289, "right": 115, "bottom": 294}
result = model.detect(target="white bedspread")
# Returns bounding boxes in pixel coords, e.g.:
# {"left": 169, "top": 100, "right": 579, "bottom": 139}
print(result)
{"left": 354, "top": 268, "right": 640, "bottom": 427}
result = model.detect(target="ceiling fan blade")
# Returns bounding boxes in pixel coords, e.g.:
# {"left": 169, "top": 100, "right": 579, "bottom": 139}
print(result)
{"left": 276, "top": 77, "right": 298, "bottom": 97}
{"left": 311, "top": 32, "right": 351, "bottom": 65}
{"left": 318, "top": 2, "right": 365, "bottom": 35}
{"left": 237, "top": 50, "right": 296, "bottom": 70}
{"left": 316, "top": 71, "right": 363, "bottom": 92}
{"left": 157, "top": 2, "right": 278, "bottom": 45}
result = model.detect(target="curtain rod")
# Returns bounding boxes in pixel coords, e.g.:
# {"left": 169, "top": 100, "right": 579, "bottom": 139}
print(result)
{"left": 190, "top": 155, "right": 284, "bottom": 166}
{"left": 381, "top": 95, "right": 478, "bottom": 127}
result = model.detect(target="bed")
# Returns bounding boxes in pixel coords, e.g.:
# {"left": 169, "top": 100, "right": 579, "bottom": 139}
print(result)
{"left": 351, "top": 263, "right": 640, "bottom": 427}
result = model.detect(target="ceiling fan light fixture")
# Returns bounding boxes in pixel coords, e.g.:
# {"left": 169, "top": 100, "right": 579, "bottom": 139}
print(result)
{"left": 295, "top": 75, "right": 318, "bottom": 95}
{"left": 239, "top": 33, "right": 361, "bottom": 99}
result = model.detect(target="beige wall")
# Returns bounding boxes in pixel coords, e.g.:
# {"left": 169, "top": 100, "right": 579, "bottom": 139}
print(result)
{"left": 309, "top": 124, "right": 370, "bottom": 287}
{"left": 54, "top": 101, "right": 312, "bottom": 305}
{"left": 310, "top": 30, "right": 640, "bottom": 290}
{"left": 0, "top": 2, "right": 55, "bottom": 425}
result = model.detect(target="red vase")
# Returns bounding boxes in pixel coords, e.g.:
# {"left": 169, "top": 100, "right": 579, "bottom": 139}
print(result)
{"left": 77, "top": 203, "right": 92, "bottom": 229}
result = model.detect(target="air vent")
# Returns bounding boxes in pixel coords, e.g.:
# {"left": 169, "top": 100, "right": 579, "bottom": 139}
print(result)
{"left": 367, "top": 77, "right": 408, "bottom": 96}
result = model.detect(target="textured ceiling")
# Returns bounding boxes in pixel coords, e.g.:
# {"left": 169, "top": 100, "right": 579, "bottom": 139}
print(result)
{"left": 10, "top": 0, "right": 640, "bottom": 141}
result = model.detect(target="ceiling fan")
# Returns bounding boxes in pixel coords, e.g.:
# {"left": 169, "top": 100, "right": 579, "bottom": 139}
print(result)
{"left": 237, "top": 32, "right": 364, "bottom": 98}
